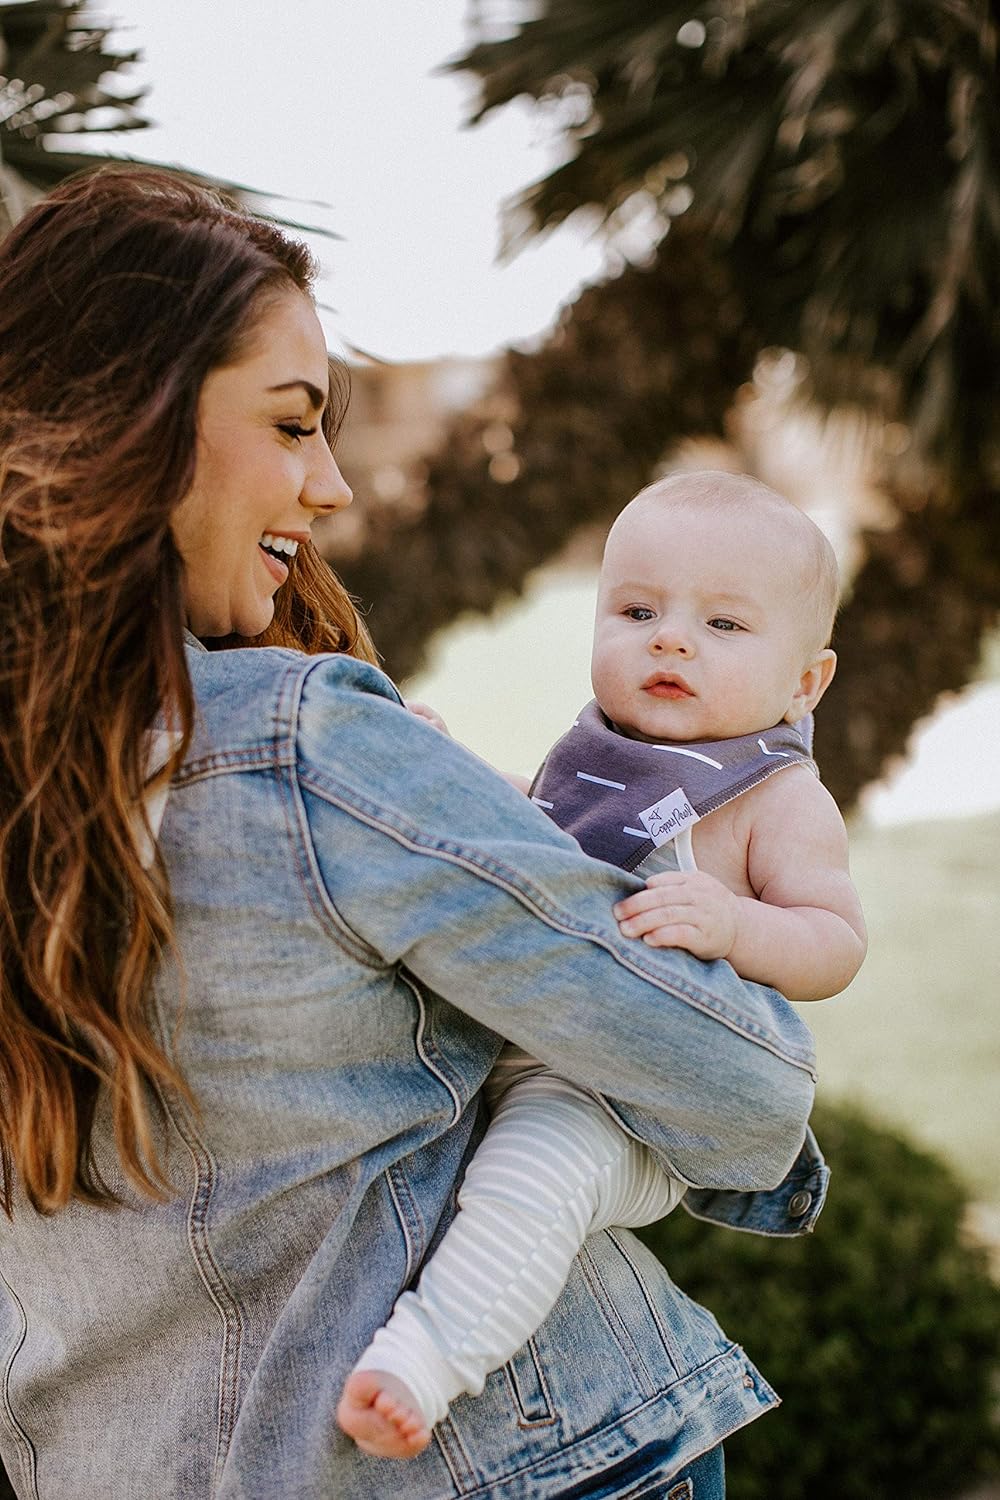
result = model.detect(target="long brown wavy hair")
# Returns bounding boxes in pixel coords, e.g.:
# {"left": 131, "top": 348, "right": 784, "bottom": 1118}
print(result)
{"left": 0, "top": 166, "right": 376, "bottom": 1216}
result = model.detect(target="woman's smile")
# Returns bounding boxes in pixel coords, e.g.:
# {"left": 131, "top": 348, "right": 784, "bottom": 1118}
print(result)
{"left": 258, "top": 528, "right": 309, "bottom": 585}
{"left": 171, "top": 291, "right": 351, "bottom": 639}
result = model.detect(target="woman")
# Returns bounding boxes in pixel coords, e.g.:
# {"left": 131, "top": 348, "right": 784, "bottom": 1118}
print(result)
{"left": 0, "top": 168, "right": 825, "bottom": 1500}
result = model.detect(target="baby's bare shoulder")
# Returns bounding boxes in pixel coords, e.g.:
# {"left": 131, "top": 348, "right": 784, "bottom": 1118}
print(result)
{"left": 693, "top": 766, "right": 849, "bottom": 899}
{"left": 743, "top": 764, "right": 852, "bottom": 888}
{"left": 743, "top": 762, "right": 844, "bottom": 824}
{"left": 732, "top": 763, "right": 845, "bottom": 857}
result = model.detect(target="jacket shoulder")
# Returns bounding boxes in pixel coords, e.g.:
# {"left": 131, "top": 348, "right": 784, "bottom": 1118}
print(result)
{"left": 182, "top": 645, "right": 400, "bottom": 769}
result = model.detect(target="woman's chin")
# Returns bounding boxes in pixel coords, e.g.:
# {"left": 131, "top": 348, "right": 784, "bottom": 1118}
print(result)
{"left": 230, "top": 600, "right": 276, "bottom": 639}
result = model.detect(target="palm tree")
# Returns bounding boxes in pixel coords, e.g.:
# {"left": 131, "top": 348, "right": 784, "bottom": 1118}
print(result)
{"left": 0, "top": 0, "right": 149, "bottom": 228}
{"left": 336, "top": 0, "right": 1000, "bottom": 809}
{"left": 0, "top": 1, "right": 325, "bottom": 237}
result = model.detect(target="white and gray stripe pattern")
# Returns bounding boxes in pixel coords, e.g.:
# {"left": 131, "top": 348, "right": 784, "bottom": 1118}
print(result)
{"left": 352, "top": 1049, "right": 685, "bottom": 1427}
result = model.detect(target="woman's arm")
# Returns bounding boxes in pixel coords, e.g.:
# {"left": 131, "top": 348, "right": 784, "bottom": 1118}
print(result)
{"left": 296, "top": 655, "right": 817, "bottom": 1193}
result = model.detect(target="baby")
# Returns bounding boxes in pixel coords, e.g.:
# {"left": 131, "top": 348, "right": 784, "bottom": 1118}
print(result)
{"left": 337, "top": 470, "right": 867, "bottom": 1457}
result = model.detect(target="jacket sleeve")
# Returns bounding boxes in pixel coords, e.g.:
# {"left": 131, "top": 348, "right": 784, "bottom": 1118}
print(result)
{"left": 294, "top": 655, "right": 818, "bottom": 1194}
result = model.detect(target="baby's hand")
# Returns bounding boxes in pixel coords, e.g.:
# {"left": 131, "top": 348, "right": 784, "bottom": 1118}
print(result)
{"left": 404, "top": 700, "right": 451, "bottom": 736}
{"left": 614, "top": 871, "right": 739, "bottom": 960}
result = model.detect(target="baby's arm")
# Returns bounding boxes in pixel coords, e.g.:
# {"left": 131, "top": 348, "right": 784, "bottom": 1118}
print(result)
{"left": 615, "top": 770, "right": 866, "bottom": 1001}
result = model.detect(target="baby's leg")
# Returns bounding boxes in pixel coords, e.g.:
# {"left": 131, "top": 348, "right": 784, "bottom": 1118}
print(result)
{"left": 338, "top": 1060, "right": 685, "bottom": 1456}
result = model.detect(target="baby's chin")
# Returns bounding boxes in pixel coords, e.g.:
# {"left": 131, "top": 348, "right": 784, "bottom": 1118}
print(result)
{"left": 609, "top": 709, "right": 773, "bottom": 744}
{"left": 609, "top": 717, "right": 717, "bottom": 745}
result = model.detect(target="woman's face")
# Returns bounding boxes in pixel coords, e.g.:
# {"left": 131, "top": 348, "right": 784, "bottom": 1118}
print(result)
{"left": 172, "top": 289, "right": 352, "bottom": 638}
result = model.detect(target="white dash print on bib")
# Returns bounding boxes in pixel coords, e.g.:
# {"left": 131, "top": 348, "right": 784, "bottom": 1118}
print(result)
{"left": 637, "top": 787, "right": 700, "bottom": 847}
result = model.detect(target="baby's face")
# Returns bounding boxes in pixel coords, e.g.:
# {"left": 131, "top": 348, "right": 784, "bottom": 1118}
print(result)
{"left": 591, "top": 500, "right": 827, "bottom": 743}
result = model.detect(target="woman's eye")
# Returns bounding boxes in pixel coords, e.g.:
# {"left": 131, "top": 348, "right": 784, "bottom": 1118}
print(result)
{"left": 708, "top": 618, "right": 742, "bottom": 632}
{"left": 278, "top": 423, "right": 318, "bottom": 441}
{"left": 624, "top": 607, "right": 656, "bottom": 622}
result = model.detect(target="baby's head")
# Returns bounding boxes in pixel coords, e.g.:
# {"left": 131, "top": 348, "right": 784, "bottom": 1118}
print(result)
{"left": 591, "top": 470, "right": 839, "bottom": 743}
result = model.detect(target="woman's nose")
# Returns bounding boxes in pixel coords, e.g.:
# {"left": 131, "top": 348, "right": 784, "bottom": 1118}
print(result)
{"left": 304, "top": 444, "right": 353, "bottom": 513}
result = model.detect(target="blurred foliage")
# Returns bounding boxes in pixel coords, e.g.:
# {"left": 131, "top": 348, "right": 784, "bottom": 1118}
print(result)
{"left": 639, "top": 1101, "right": 1000, "bottom": 1500}
{"left": 456, "top": 0, "right": 1000, "bottom": 469}
{"left": 339, "top": 218, "right": 755, "bottom": 678}
{"left": 337, "top": 0, "right": 1000, "bottom": 811}
{"left": 0, "top": 0, "right": 147, "bottom": 194}
{"left": 0, "top": 2, "right": 332, "bottom": 240}
{"left": 818, "top": 484, "right": 1000, "bottom": 806}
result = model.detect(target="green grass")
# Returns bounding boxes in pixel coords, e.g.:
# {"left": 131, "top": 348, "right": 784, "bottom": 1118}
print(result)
{"left": 807, "top": 809, "right": 1000, "bottom": 1204}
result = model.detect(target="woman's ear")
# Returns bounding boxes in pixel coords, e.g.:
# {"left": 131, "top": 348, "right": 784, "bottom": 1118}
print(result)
{"left": 786, "top": 648, "right": 837, "bottom": 722}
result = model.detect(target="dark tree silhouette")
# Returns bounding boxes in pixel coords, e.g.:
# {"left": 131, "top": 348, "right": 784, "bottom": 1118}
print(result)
{"left": 340, "top": 217, "right": 756, "bottom": 680}
{"left": 336, "top": 0, "right": 1000, "bottom": 809}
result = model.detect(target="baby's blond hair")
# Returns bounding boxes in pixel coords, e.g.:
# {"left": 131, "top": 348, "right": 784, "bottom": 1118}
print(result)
{"left": 618, "top": 470, "right": 840, "bottom": 651}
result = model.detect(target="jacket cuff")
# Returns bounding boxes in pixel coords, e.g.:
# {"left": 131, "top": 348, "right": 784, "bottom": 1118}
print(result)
{"left": 680, "top": 1125, "right": 830, "bottom": 1237}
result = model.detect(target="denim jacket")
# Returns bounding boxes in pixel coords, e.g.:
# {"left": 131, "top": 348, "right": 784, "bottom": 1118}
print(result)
{"left": 0, "top": 644, "right": 827, "bottom": 1500}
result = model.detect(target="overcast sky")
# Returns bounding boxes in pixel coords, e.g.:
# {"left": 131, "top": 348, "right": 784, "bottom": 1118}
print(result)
{"left": 99, "top": 0, "right": 605, "bottom": 361}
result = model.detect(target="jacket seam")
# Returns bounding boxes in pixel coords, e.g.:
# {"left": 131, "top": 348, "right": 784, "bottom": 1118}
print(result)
{"left": 151, "top": 1076, "right": 245, "bottom": 1490}
{"left": 295, "top": 769, "right": 816, "bottom": 1076}
{"left": 434, "top": 1411, "right": 478, "bottom": 1492}
{"left": 0, "top": 1272, "right": 39, "bottom": 1500}
{"left": 578, "top": 1241, "right": 657, "bottom": 1394}
{"left": 605, "top": 1229, "right": 687, "bottom": 1377}
{"left": 282, "top": 762, "right": 388, "bottom": 969}
{"left": 398, "top": 971, "right": 464, "bottom": 1126}
{"left": 172, "top": 747, "right": 294, "bottom": 785}
{"left": 385, "top": 1164, "right": 423, "bottom": 1287}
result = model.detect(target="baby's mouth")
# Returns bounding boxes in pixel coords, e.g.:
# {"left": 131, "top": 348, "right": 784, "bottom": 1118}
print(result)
{"left": 643, "top": 672, "right": 694, "bottom": 699}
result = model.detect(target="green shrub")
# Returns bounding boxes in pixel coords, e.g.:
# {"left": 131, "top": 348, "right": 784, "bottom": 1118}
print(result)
{"left": 639, "top": 1102, "right": 1000, "bottom": 1500}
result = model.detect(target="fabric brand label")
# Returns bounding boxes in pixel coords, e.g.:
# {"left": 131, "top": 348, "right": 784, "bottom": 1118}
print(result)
{"left": 637, "top": 787, "right": 700, "bottom": 846}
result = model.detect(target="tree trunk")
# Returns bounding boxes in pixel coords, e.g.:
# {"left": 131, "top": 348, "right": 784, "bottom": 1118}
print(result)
{"left": 336, "top": 222, "right": 1000, "bottom": 811}
{"left": 818, "top": 481, "right": 1000, "bottom": 811}
{"left": 337, "top": 220, "right": 756, "bottom": 684}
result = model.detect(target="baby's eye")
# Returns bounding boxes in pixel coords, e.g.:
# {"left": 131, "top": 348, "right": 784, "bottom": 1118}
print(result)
{"left": 278, "top": 423, "right": 318, "bottom": 441}
{"left": 624, "top": 606, "right": 656, "bottom": 622}
{"left": 708, "top": 617, "right": 743, "bottom": 632}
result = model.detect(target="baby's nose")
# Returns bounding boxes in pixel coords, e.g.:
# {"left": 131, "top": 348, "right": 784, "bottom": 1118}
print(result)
{"left": 651, "top": 621, "right": 693, "bottom": 656}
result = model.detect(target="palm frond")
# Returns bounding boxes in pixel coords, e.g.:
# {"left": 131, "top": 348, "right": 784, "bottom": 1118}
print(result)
{"left": 454, "top": 0, "right": 1000, "bottom": 467}
{"left": 0, "top": 2, "right": 342, "bottom": 241}
{"left": 1, "top": 0, "right": 148, "bottom": 184}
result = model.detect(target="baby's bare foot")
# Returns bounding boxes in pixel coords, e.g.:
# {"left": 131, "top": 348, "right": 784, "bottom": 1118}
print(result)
{"left": 336, "top": 1368, "right": 431, "bottom": 1459}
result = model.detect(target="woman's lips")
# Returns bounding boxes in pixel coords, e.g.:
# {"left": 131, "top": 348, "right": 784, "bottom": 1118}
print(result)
{"left": 258, "top": 544, "right": 289, "bottom": 585}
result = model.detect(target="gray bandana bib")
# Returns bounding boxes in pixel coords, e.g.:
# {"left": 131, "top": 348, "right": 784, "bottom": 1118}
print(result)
{"left": 530, "top": 700, "right": 816, "bottom": 872}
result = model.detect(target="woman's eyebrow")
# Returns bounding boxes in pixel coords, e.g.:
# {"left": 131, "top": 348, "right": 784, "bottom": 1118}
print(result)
{"left": 268, "top": 379, "right": 327, "bottom": 411}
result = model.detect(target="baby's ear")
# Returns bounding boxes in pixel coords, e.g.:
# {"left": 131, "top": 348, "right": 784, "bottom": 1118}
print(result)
{"left": 786, "top": 648, "right": 837, "bottom": 722}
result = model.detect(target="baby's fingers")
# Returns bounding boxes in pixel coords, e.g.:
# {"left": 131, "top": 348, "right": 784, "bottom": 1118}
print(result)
{"left": 641, "top": 923, "right": 706, "bottom": 952}
{"left": 613, "top": 883, "right": 689, "bottom": 922}
{"left": 404, "top": 699, "right": 451, "bottom": 735}
{"left": 617, "top": 900, "right": 694, "bottom": 939}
